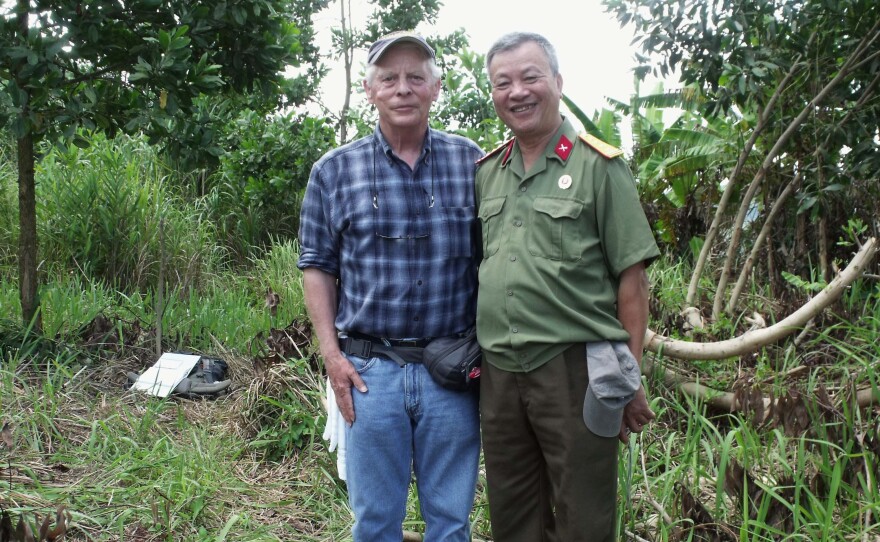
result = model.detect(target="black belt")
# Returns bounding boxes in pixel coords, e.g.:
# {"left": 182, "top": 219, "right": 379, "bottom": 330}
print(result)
{"left": 339, "top": 333, "right": 431, "bottom": 366}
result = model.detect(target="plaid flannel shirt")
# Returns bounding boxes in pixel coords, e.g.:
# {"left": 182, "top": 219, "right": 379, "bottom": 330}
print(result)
{"left": 297, "top": 126, "right": 484, "bottom": 339}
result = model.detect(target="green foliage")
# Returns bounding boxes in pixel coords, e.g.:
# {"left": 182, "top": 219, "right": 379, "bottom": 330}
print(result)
{"left": 0, "top": 130, "right": 16, "bottom": 269}
{"left": 604, "top": 0, "right": 880, "bottom": 279}
{"left": 1, "top": 230, "right": 305, "bottom": 355}
{"left": 37, "top": 133, "right": 221, "bottom": 291}
{"left": 1, "top": 0, "right": 331, "bottom": 326}
{"left": 250, "top": 239, "right": 307, "bottom": 320}
{"left": 249, "top": 382, "right": 321, "bottom": 462}
{"left": 205, "top": 111, "right": 336, "bottom": 263}
{"left": 432, "top": 48, "right": 508, "bottom": 150}
{"left": 0, "top": 0, "right": 320, "bottom": 144}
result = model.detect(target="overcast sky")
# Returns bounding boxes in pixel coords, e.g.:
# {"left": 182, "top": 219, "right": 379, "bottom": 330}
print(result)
{"left": 312, "top": 0, "right": 645, "bottom": 124}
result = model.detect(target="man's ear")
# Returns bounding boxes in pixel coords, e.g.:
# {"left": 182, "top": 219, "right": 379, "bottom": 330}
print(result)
{"left": 555, "top": 73, "right": 564, "bottom": 95}
{"left": 363, "top": 79, "right": 375, "bottom": 104}
{"left": 431, "top": 78, "right": 441, "bottom": 102}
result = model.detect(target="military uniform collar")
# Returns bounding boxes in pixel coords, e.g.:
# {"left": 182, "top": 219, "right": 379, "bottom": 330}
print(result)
{"left": 544, "top": 117, "right": 579, "bottom": 165}
{"left": 479, "top": 117, "right": 576, "bottom": 171}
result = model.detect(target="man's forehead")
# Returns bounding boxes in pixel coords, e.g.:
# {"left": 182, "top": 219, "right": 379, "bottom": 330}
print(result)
{"left": 374, "top": 60, "right": 430, "bottom": 73}
{"left": 491, "top": 44, "right": 551, "bottom": 73}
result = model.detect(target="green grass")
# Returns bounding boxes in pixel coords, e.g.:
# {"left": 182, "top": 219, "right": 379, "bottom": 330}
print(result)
{"left": 4, "top": 262, "right": 878, "bottom": 541}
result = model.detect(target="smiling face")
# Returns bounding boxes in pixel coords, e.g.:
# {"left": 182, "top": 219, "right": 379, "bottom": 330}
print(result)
{"left": 488, "top": 40, "right": 563, "bottom": 143}
{"left": 363, "top": 44, "right": 441, "bottom": 136}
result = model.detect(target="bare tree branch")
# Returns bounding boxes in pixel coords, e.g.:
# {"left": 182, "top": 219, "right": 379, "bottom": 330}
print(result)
{"left": 685, "top": 51, "right": 806, "bottom": 307}
{"left": 649, "top": 238, "right": 878, "bottom": 359}
{"left": 726, "top": 171, "right": 801, "bottom": 313}
{"left": 710, "top": 25, "right": 879, "bottom": 320}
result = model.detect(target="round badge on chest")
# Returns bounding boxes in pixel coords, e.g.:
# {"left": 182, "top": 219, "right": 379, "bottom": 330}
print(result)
{"left": 558, "top": 174, "right": 572, "bottom": 189}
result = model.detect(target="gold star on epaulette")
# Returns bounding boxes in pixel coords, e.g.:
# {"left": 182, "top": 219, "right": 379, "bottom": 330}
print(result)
{"left": 578, "top": 133, "right": 623, "bottom": 159}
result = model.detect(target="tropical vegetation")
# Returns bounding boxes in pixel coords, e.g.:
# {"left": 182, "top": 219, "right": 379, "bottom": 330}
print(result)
{"left": 1, "top": 0, "right": 878, "bottom": 540}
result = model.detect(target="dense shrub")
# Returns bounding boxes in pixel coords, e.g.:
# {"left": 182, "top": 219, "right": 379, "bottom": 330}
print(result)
{"left": 206, "top": 111, "right": 336, "bottom": 264}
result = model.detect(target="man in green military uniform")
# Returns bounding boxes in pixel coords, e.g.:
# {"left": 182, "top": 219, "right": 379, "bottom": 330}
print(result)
{"left": 476, "top": 32, "right": 661, "bottom": 541}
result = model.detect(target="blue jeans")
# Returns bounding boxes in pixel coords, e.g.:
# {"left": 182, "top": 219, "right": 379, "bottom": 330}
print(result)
{"left": 344, "top": 354, "right": 480, "bottom": 542}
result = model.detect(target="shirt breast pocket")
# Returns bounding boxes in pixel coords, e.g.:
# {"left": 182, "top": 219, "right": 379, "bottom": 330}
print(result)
{"left": 440, "top": 205, "right": 477, "bottom": 258}
{"left": 528, "top": 197, "right": 586, "bottom": 261}
{"left": 478, "top": 196, "right": 506, "bottom": 258}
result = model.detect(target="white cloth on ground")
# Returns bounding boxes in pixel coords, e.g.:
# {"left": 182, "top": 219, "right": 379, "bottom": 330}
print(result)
{"left": 322, "top": 376, "right": 348, "bottom": 481}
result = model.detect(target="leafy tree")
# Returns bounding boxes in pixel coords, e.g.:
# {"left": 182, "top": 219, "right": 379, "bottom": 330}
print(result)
{"left": 431, "top": 47, "right": 508, "bottom": 150}
{"left": 605, "top": 0, "right": 880, "bottom": 318}
{"left": 0, "top": 0, "right": 321, "bottom": 328}
{"left": 162, "top": 0, "right": 330, "bottom": 182}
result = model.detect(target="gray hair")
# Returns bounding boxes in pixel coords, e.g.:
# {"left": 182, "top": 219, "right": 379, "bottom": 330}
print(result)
{"left": 364, "top": 43, "right": 442, "bottom": 85}
{"left": 486, "top": 32, "right": 559, "bottom": 76}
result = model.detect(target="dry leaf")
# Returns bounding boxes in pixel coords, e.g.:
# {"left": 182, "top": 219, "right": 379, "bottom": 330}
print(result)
{"left": 265, "top": 289, "right": 280, "bottom": 318}
{"left": 14, "top": 514, "right": 35, "bottom": 542}
{"left": 44, "top": 505, "right": 69, "bottom": 541}
{"left": 1, "top": 422, "right": 13, "bottom": 449}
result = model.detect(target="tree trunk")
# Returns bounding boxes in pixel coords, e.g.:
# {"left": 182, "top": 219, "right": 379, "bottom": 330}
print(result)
{"left": 17, "top": 131, "right": 40, "bottom": 331}
{"left": 337, "top": 0, "right": 353, "bottom": 144}
{"left": 685, "top": 59, "right": 802, "bottom": 307}
{"left": 767, "top": 221, "right": 778, "bottom": 299}
{"left": 708, "top": 27, "right": 871, "bottom": 320}
{"left": 727, "top": 173, "right": 800, "bottom": 313}
{"left": 796, "top": 210, "right": 806, "bottom": 264}
{"left": 14, "top": 0, "right": 41, "bottom": 331}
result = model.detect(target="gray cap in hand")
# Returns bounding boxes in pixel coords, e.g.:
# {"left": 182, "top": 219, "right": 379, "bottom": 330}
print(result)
{"left": 583, "top": 341, "right": 642, "bottom": 438}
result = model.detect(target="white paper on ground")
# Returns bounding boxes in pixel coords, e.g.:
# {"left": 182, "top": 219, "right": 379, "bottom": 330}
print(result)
{"left": 131, "top": 352, "right": 201, "bottom": 397}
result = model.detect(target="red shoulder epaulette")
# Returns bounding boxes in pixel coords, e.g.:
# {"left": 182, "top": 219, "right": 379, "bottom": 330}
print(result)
{"left": 578, "top": 133, "right": 624, "bottom": 159}
{"left": 477, "top": 137, "right": 515, "bottom": 165}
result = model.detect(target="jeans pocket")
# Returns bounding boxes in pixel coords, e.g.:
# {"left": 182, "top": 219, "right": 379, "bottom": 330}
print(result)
{"left": 346, "top": 354, "right": 379, "bottom": 375}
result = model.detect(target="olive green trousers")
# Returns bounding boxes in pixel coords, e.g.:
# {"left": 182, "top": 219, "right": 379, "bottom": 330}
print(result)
{"left": 480, "top": 344, "right": 620, "bottom": 542}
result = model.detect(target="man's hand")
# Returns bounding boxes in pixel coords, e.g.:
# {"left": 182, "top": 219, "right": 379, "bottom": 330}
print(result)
{"left": 325, "top": 350, "right": 367, "bottom": 425}
{"left": 619, "top": 385, "right": 655, "bottom": 444}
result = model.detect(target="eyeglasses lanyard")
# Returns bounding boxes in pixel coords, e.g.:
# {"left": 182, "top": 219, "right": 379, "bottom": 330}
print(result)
{"left": 371, "top": 137, "right": 435, "bottom": 210}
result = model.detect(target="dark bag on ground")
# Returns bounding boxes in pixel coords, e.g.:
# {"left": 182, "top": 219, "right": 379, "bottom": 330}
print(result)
{"left": 127, "top": 356, "right": 231, "bottom": 399}
{"left": 423, "top": 327, "right": 481, "bottom": 391}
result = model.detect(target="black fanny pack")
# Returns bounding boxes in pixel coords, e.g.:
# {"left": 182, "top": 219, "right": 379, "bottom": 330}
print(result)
{"left": 339, "top": 328, "right": 482, "bottom": 392}
{"left": 422, "top": 327, "right": 482, "bottom": 392}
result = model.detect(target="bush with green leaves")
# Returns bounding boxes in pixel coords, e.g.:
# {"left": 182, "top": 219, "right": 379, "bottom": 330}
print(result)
{"left": 432, "top": 48, "right": 509, "bottom": 150}
{"left": 206, "top": 110, "right": 336, "bottom": 264}
{"left": 37, "top": 133, "right": 223, "bottom": 291}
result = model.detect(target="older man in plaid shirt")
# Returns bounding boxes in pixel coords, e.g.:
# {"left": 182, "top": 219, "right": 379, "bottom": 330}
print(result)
{"left": 297, "top": 31, "right": 483, "bottom": 542}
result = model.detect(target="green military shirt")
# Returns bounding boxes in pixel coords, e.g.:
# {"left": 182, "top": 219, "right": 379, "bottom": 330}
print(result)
{"left": 475, "top": 118, "right": 660, "bottom": 372}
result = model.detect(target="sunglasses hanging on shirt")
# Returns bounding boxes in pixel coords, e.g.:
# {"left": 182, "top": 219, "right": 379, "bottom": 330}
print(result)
{"left": 372, "top": 141, "right": 435, "bottom": 240}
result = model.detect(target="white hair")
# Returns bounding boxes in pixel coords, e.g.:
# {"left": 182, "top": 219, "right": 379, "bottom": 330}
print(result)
{"left": 364, "top": 43, "right": 442, "bottom": 86}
